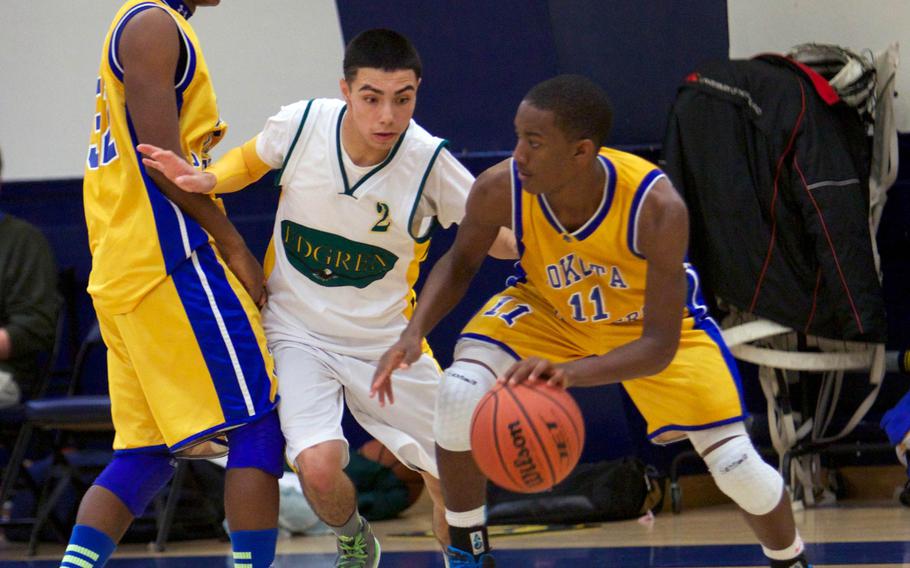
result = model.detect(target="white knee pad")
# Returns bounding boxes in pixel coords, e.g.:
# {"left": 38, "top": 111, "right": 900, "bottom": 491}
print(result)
{"left": 698, "top": 434, "right": 784, "bottom": 516}
{"left": 433, "top": 359, "right": 499, "bottom": 452}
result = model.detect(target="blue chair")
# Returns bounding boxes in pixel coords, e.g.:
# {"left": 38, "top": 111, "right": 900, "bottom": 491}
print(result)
{"left": 0, "top": 273, "right": 69, "bottom": 540}
{"left": 4, "top": 319, "right": 217, "bottom": 554}
{"left": 2, "top": 320, "right": 110, "bottom": 555}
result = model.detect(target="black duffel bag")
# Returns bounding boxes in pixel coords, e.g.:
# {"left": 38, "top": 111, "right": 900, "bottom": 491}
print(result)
{"left": 487, "top": 457, "right": 664, "bottom": 525}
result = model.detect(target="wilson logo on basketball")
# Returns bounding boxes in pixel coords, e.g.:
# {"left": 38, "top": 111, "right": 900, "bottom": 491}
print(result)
{"left": 471, "top": 382, "right": 584, "bottom": 494}
{"left": 508, "top": 420, "right": 544, "bottom": 488}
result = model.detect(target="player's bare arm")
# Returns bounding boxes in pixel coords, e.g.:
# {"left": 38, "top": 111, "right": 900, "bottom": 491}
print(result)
{"left": 370, "top": 160, "right": 513, "bottom": 405}
{"left": 121, "top": 10, "right": 266, "bottom": 306}
{"left": 501, "top": 177, "right": 688, "bottom": 388}
{"left": 405, "top": 160, "right": 513, "bottom": 336}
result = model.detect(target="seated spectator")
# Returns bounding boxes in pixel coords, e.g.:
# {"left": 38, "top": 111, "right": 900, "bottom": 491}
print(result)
{"left": 0, "top": 148, "right": 59, "bottom": 408}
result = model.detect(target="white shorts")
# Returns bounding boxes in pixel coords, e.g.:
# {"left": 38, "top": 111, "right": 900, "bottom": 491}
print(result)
{"left": 273, "top": 339, "right": 441, "bottom": 477}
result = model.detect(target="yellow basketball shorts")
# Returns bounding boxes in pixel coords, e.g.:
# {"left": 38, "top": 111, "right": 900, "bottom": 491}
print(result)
{"left": 461, "top": 284, "right": 746, "bottom": 443}
{"left": 94, "top": 243, "right": 277, "bottom": 455}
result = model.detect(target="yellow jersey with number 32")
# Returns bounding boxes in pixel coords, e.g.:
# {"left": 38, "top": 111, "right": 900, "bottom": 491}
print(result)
{"left": 84, "top": 0, "right": 227, "bottom": 314}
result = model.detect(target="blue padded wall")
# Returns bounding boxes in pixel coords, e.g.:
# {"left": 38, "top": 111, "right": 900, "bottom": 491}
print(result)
{"left": 336, "top": 0, "right": 561, "bottom": 152}
{"left": 546, "top": 0, "right": 728, "bottom": 144}
{"left": 336, "top": 0, "right": 728, "bottom": 148}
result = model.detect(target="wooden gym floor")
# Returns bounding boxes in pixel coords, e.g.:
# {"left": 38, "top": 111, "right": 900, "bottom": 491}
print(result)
{"left": 1, "top": 467, "right": 908, "bottom": 567}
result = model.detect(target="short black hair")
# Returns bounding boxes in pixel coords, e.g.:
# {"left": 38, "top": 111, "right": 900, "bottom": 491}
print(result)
{"left": 523, "top": 75, "right": 613, "bottom": 147}
{"left": 343, "top": 29, "right": 422, "bottom": 82}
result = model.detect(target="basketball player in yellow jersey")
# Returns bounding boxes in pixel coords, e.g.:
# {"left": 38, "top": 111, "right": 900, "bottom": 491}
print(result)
{"left": 63, "top": 2, "right": 283, "bottom": 567}
{"left": 373, "top": 75, "right": 811, "bottom": 568}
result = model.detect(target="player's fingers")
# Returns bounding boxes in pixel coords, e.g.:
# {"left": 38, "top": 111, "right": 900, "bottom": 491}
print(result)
{"left": 376, "top": 351, "right": 402, "bottom": 379}
{"left": 507, "top": 360, "right": 534, "bottom": 382}
{"left": 141, "top": 158, "right": 163, "bottom": 172}
{"left": 369, "top": 373, "right": 384, "bottom": 401}
{"left": 369, "top": 373, "right": 386, "bottom": 396}
{"left": 497, "top": 362, "right": 518, "bottom": 383}
{"left": 547, "top": 370, "right": 568, "bottom": 388}
{"left": 136, "top": 143, "right": 161, "bottom": 156}
{"left": 139, "top": 146, "right": 177, "bottom": 168}
{"left": 371, "top": 352, "right": 400, "bottom": 396}
{"left": 377, "top": 382, "right": 393, "bottom": 406}
{"left": 370, "top": 370, "right": 387, "bottom": 390}
{"left": 530, "top": 359, "right": 550, "bottom": 381}
{"left": 508, "top": 362, "right": 533, "bottom": 385}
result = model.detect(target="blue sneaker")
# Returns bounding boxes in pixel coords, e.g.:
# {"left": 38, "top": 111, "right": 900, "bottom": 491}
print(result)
{"left": 445, "top": 545, "right": 495, "bottom": 567}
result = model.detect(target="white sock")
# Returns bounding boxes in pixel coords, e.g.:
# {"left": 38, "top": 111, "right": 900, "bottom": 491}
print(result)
{"left": 445, "top": 506, "right": 486, "bottom": 528}
{"left": 763, "top": 533, "right": 805, "bottom": 560}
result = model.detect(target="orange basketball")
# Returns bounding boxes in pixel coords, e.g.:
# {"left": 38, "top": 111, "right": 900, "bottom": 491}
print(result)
{"left": 470, "top": 382, "right": 585, "bottom": 493}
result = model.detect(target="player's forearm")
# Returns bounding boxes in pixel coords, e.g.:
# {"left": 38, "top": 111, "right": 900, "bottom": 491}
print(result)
{"left": 207, "top": 136, "right": 271, "bottom": 194}
{"left": 566, "top": 335, "right": 677, "bottom": 387}
{"left": 404, "top": 252, "right": 479, "bottom": 339}
{"left": 148, "top": 169, "right": 248, "bottom": 254}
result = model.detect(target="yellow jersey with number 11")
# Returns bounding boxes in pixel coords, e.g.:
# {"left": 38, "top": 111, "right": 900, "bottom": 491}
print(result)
{"left": 510, "top": 147, "right": 668, "bottom": 339}
{"left": 461, "top": 148, "right": 746, "bottom": 441}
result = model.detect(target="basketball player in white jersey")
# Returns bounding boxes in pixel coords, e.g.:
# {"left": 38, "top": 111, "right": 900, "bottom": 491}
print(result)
{"left": 140, "top": 28, "right": 515, "bottom": 568}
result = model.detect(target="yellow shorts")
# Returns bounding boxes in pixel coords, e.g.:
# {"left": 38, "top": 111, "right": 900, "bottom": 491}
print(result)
{"left": 461, "top": 283, "right": 745, "bottom": 443}
{"left": 95, "top": 244, "right": 277, "bottom": 455}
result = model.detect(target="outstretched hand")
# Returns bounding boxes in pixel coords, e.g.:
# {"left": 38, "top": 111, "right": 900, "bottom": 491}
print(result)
{"left": 498, "top": 356, "right": 571, "bottom": 388}
{"left": 137, "top": 143, "right": 216, "bottom": 194}
{"left": 371, "top": 334, "right": 424, "bottom": 407}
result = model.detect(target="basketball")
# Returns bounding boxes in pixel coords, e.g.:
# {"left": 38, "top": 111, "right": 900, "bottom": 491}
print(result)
{"left": 470, "top": 382, "right": 585, "bottom": 493}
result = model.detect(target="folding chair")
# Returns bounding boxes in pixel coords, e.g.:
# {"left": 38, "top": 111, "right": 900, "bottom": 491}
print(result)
{"left": 722, "top": 311, "right": 893, "bottom": 506}
{"left": 5, "top": 319, "right": 221, "bottom": 554}
{"left": 0, "top": 321, "right": 110, "bottom": 554}
{"left": 0, "top": 269, "right": 71, "bottom": 537}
